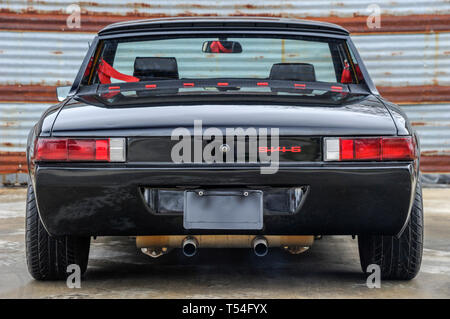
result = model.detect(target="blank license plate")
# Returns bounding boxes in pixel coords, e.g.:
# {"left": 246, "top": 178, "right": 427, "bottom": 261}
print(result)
{"left": 183, "top": 190, "right": 263, "bottom": 230}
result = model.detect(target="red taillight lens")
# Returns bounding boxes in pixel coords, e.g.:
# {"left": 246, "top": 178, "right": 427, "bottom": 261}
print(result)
{"left": 340, "top": 139, "right": 354, "bottom": 160}
{"left": 68, "top": 139, "right": 96, "bottom": 161}
{"left": 95, "top": 139, "right": 110, "bottom": 161}
{"left": 35, "top": 138, "right": 67, "bottom": 161}
{"left": 326, "top": 137, "right": 415, "bottom": 161}
{"left": 355, "top": 138, "right": 381, "bottom": 160}
{"left": 35, "top": 138, "right": 113, "bottom": 162}
{"left": 382, "top": 137, "right": 415, "bottom": 160}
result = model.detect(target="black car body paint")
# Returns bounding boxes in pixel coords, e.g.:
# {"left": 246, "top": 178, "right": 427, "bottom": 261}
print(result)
{"left": 27, "top": 18, "right": 419, "bottom": 238}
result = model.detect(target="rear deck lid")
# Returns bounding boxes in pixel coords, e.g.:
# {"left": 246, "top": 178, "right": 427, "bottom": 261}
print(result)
{"left": 51, "top": 94, "right": 396, "bottom": 163}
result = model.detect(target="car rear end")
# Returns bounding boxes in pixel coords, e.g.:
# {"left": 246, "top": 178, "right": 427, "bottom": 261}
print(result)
{"left": 32, "top": 105, "right": 418, "bottom": 238}
{"left": 26, "top": 18, "right": 422, "bottom": 280}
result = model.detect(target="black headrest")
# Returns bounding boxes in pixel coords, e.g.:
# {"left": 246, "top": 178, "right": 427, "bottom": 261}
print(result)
{"left": 269, "top": 63, "right": 316, "bottom": 82}
{"left": 133, "top": 57, "right": 179, "bottom": 80}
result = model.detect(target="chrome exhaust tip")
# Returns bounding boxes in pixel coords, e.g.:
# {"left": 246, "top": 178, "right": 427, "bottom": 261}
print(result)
{"left": 182, "top": 237, "right": 198, "bottom": 257}
{"left": 252, "top": 236, "right": 268, "bottom": 257}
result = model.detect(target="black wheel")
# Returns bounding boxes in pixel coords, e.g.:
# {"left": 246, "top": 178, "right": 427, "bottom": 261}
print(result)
{"left": 358, "top": 180, "right": 423, "bottom": 280}
{"left": 25, "top": 183, "right": 90, "bottom": 280}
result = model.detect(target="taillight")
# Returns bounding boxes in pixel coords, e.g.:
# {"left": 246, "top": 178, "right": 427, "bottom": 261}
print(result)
{"left": 35, "top": 139, "right": 68, "bottom": 161}
{"left": 381, "top": 137, "right": 416, "bottom": 160}
{"left": 67, "top": 139, "right": 102, "bottom": 161}
{"left": 352, "top": 138, "right": 381, "bottom": 160}
{"left": 324, "top": 137, "right": 415, "bottom": 161}
{"left": 35, "top": 138, "right": 125, "bottom": 162}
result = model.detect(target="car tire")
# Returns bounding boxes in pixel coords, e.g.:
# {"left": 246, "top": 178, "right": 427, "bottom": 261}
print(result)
{"left": 25, "top": 182, "right": 90, "bottom": 280}
{"left": 358, "top": 179, "right": 423, "bottom": 280}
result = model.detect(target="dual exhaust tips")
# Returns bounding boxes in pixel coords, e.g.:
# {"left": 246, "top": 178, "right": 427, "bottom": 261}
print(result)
{"left": 182, "top": 236, "right": 268, "bottom": 257}
{"left": 137, "top": 235, "right": 313, "bottom": 258}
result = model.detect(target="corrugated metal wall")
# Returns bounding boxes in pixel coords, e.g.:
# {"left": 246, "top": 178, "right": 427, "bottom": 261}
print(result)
{"left": 1, "top": 0, "right": 449, "bottom": 183}
{"left": 1, "top": 31, "right": 449, "bottom": 87}
{"left": 1, "top": 0, "right": 449, "bottom": 34}
{"left": 402, "top": 104, "right": 450, "bottom": 153}
{"left": 3, "top": 0, "right": 449, "bottom": 16}
{"left": 0, "top": 31, "right": 92, "bottom": 86}
{"left": 0, "top": 103, "right": 50, "bottom": 153}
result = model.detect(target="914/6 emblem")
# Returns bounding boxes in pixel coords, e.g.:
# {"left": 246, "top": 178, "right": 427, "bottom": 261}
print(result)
{"left": 258, "top": 146, "right": 302, "bottom": 153}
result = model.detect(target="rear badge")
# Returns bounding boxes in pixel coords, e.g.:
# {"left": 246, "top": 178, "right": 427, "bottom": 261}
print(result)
{"left": 171, "top": 120, "right": 281, "bottom": 174}
{"left": 258, "top": 146, "right": 302, "bottom": 153}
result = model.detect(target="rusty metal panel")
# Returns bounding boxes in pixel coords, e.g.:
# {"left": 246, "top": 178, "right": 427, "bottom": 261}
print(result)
{"left": 0, "top": 102, "right": 50, "bottom": 179}
{"left": 353, "top": 33, "right": 450, "bottom": 87}
{"left": 0, "top": 152, "right": 27, "bottom": 176}
{"left": 2, "top": 0, "right": 449, "bottom": 17}
{"left": 402, "top": 104, "right": 450, "bottom": 156}
{"left": 0, "top": 171, "right": 27, "bottom": 185}
{"left": 0, "top": 102, "right": 51, "bottom": 153}
{"left": 1, "top": 12, "right": 448, "bottom": 34}
{"left": 0, "top": 1, "right": 449, "bottom": 33}
{"left": 0, "top": 30, "right": 449, "bottom": 89}
{"left": 0, "top": 31, "right": 92, "bottom": 86}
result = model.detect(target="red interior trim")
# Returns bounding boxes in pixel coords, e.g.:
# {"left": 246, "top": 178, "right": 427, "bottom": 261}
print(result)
{"left": 98, "top": 59, "right": 140, "bottom": 84}
{"left": 210, "top": 41, "right": 232, "bottom": 53}
{"left": 331, "top": 86, "right": 343, "bottom": 91}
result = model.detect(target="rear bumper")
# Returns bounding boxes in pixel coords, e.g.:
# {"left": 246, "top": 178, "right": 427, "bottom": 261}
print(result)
{"left": 33, "top": 163, "right": 417, "bottom": 236}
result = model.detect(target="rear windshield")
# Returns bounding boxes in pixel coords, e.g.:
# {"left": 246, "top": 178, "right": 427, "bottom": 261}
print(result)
{"left": 80, "top": 34, "right": 366, "bottom": 100}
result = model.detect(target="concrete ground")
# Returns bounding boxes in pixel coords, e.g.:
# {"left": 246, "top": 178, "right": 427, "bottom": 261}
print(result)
{"left": 0, "top": 187, "right": 448, "bottom": 299}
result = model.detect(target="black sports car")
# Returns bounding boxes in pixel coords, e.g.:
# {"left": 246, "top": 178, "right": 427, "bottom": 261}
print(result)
{"left": 26, "top": 17, "right": 423, "bottom": 280}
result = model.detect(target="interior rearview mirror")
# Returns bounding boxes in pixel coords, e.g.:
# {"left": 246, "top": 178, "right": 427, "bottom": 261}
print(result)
{"left": 56, "top": 86, "right": 71, "bottom": 102}
{"left": 202, "top": 41, "right": 242, "bottom": 53}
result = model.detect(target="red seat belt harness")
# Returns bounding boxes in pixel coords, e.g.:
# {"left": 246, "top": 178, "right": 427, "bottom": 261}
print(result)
{"left": 210, "top": 41, "right": 232, "bottom": 53}
{"left": 340, "top": 60, "right": 353, "bottom": 84}
{"left": 98, "top": 59, "right": 140, "bottom": 84}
